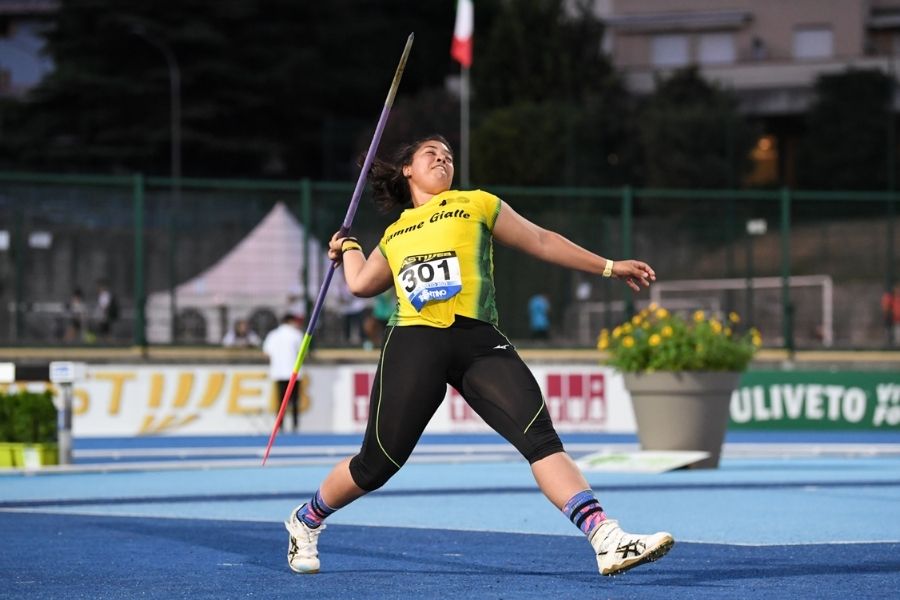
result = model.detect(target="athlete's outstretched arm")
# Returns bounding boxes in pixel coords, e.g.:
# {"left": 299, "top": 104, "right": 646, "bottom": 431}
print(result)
{"left": 492, "top": 201, "right": 655, "bottom": 292}
{"left": 328, "top": 233, "right": 393, "bottom": 297}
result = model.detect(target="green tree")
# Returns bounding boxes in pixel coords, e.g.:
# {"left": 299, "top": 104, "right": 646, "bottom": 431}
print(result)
{"left": 797, "top": 69, "right": 894, "bottom": 190}
{"left": 0, "top": 0, "right": 456, "bottom": 179}
{"left": 637, "top": 66, "right": 754, "bottom": 189}
{"left": 470, "top": 0, "right": 637, "bottom": 186}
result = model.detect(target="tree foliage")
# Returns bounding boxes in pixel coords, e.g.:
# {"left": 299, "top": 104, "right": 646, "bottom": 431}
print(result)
{"left": 470, "top": 0, "right": 638, "bottom": 186}
{"left": 637, "top": 66, "right": 755, "bottom": 189}
{"left": 0, "top": 0, "right": 456, "bottom": 179}
{"left": 796, "top": 69, "right": 893, "bottom": 190}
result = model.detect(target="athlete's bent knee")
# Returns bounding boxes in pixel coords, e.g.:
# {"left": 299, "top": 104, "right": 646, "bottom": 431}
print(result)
{"left": 524, "top": 439, "right": 565, "bottom": 464}
{"left": 348, "top": 453, "right": 400, "bottom": 492}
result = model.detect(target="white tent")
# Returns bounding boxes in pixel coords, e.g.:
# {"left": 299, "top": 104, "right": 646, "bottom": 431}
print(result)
{"left": 146, "top": 202, "right": 328, "bottom": 344}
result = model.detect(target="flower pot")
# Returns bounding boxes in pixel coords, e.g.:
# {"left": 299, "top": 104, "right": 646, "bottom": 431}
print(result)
{"left": 623, "top": 371, "right": 741, "bottom": 469}
{"left": 0, "top": 442, "right": 59, "bottom": 469}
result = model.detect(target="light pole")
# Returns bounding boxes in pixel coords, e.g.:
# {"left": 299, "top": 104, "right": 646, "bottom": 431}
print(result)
{"left": 130, "top": 25, "right": 181, "bottom": 342}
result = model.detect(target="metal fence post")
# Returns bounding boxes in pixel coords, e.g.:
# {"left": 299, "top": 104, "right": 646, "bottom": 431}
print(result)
{"left": 13, "top": 202, "right": 24, "bottom": 341}
{"left": 133, "top": 173, "right": 146, "bottom": 348}
{"left": 780, "top": 187, "right": 794, "bottom": 354}
{"left": 621, "top": 185, "right": 634, "bottom": 318}
{"left": 300, "top": 178, "right": 312, "bottom": 321}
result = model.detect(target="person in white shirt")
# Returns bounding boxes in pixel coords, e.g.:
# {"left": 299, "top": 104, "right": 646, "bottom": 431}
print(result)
{"left": 262, "top": 313, "right": 305, "bottom": 432}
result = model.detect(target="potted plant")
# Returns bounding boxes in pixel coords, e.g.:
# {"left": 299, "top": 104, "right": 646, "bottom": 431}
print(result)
{"left": 598, "top": 305, "right": 761, "bottom": 468}
{"left": 0, "top": 390, "right": 59, "bottom": 468}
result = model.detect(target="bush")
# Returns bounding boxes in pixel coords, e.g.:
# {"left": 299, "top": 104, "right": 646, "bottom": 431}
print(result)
{"left": 598, "top": 304, "right": 761, "bottom": 372}
{"left": 0, "top": 390, "right": 58, "bottom": 443}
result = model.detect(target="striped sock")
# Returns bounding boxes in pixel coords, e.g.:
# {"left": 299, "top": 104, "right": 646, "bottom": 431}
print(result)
{"left": 563, "top": 490, "right": 606, "bottom": 536}
{"left": 297, "top": 489, "right": 336, "bottom": 528}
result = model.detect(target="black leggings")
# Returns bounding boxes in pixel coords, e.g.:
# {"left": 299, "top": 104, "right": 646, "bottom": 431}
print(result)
{"left": 349, "top": 316, "right": 564, "bottom": 491}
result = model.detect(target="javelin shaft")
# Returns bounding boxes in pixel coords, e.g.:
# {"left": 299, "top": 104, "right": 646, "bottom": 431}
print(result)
{"left": 262, "top": 33, "right": 414, "bottom": 465}
{"left": 304, "top": 31, "right": 414, "bottom": 339}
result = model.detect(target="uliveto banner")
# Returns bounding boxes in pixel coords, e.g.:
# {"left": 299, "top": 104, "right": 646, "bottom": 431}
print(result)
{"left": 730, "top": 370, "right": 900, "bottom": 429}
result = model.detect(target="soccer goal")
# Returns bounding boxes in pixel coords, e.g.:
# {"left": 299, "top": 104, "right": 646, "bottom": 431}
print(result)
{"left": 649, "top": 275, "right": 833, "bottom": 347}
{"left": 568, "top": 275, "right": 833, "bottom": 348}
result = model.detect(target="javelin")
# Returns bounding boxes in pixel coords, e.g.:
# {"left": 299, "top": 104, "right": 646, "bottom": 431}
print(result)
{"left": 262, "top": 33, "right": 415, "bottom": 465}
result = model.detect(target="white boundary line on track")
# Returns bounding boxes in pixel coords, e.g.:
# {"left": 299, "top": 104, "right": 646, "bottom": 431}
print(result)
{"left": 4, "top": 443, "right": 900, "bottom": 475}
{"left": 71, "top": 442, "right": 900, "bottom": 459}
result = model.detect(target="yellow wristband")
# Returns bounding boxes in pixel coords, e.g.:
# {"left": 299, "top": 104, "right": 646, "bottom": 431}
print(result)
{"left": 341, "top": 238, "right": 362, "bottom": 254}
{"left": 603, "top": 259, "right": 614, "bottom": 278}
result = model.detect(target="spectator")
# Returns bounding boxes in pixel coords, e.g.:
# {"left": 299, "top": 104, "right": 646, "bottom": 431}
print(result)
{"left": 90, "top": 279, "right": 118, "bottom": 342}
{"left": 222, "top": 318, "right": 261, "bottom": 348}
{"left": 882, "top": 283, "right": 900, "bottom": 346}
{"left": 262, "top": 313, "right": 305, "bottom": 433}
{"left": 287, "top": 278, "right": 307, "bottom": 324}
{"left": 336, "top": 277, "right": 370, "bottom": 346}
{"left": 63, "top": 287, "right": 88, "bottom": 343}
{"left": 363, "top": 288, "right": 395, "bottom": 349}
{"left": 528, "top": 293, "right": 551, "bottom": 340}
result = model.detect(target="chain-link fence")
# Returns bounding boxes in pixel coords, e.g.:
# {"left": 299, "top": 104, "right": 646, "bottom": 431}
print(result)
{"left": 1, "top": 172, "right": 897, "bottom": 349}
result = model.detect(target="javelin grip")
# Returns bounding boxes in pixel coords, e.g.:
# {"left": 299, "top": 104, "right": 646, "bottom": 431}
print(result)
{"left": 262, "top": 33, "right": 414, "bottom": 465}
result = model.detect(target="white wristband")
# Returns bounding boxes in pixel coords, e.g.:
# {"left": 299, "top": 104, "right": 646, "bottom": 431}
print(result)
{"left": 602, "top": 259, "right": 614, "bottom": 278}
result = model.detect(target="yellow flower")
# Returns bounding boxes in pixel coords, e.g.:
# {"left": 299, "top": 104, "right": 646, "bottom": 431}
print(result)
{"left": 599, "top": 303, "right": 759, "bottom": 372}
{"left": 728, "top": 311, "right": 741, "bottom": 324}
{"left": 648, "top": 302, "right": 659, "bottom": 312}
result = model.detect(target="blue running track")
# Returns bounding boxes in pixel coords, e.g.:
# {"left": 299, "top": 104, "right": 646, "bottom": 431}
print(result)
{"left": 2, "top": 432, "right": 899, "bottom": 599}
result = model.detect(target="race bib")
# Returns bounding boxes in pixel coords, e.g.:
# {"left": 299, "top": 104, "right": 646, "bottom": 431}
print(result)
{"left": 398, "top": 251, "right": 462, "bottom": 311}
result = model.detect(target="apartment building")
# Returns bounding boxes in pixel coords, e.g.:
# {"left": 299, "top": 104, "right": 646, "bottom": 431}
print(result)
{"left": 591, "top": 0, "right": 900, "bottom": 185}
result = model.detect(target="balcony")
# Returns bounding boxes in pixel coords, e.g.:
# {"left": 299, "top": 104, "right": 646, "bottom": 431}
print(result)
{"left": 621, "top": 55, "right": 900, "bottom": 114}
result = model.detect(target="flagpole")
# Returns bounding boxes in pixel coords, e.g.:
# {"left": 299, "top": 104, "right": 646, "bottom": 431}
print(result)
{"left": 460, "top": 65, "right": 470, "bottom": 188}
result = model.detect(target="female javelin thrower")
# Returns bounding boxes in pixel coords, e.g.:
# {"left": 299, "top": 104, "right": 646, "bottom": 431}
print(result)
{"left": 284, "top": 134, "right": 673, "bottom": 576}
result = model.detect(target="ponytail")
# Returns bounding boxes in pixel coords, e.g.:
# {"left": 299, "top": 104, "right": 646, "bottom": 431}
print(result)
{"left": 368, "top": 156, "right": 410, "bottom": 212}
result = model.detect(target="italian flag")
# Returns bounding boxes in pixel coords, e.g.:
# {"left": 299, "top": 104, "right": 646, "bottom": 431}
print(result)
{"left": 451, "top": 0, "right": 473, "bottom": 68}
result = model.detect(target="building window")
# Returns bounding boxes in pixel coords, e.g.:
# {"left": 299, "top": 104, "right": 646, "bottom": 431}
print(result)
{"left": 745, "top": 134, "right": 779, "bottom": 186}
{"left": 793, "top": 27, "right": 833, "bottom": 60}
{"left": 698, "top": 32, "right": 736, "bottom": 65}
{"left": 651, "top": 34, "right": 690, "bottom": 67}
{"left": 892, "top": 32, "right": 900, "bottom": 55}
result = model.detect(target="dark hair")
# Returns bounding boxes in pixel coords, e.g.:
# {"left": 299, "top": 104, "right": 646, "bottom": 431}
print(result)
{"left": 366, "top": 134, "right": 453, "bottom": 213}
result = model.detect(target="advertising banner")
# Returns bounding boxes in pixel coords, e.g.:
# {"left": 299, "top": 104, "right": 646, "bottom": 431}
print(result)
{"left": 1, "top": 363, "right": 636, "bottom": 437}
{"left": 5, "top": 365, "right": 897, "bottom": 437}
{"left": 730, "top": 371, "right": 900, "bottom": 430}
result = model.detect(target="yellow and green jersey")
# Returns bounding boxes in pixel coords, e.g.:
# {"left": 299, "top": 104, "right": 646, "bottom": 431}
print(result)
{"left": 378, "top": 189, "right": 501, "bottom": 327}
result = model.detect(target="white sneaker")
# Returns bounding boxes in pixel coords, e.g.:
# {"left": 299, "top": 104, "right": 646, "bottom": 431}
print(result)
{"left": 284, "top": 504, "right": 325, "bottom": 574}
{"left": 589, "top": 519, "right": 674, "bottom": 576}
